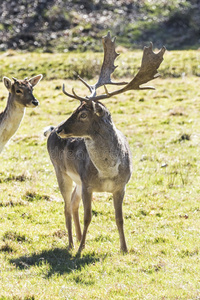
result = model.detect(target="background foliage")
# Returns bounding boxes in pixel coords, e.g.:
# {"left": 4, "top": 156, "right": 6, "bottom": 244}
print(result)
{"left": 0, "top": 0, "right": 200, "bottom": 52}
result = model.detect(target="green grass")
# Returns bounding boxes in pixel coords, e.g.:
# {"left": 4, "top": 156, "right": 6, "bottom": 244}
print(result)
{"left": 0, "top": 48, "right": 200, "bottom": 81}
{"left": 0, "top": 50, "right": 200, "bottom": 299}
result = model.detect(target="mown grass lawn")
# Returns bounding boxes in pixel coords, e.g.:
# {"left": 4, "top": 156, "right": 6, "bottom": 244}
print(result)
{"left": 0, "top": 50, "right": 200, "bottom": 299}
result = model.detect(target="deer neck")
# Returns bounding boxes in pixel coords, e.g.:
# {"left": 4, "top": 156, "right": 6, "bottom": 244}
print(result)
{"left": 84, "top": 120, "right": 122, "bottom": 178}
{"left": 0, "top": 94, "right": 25, "bottom": 152}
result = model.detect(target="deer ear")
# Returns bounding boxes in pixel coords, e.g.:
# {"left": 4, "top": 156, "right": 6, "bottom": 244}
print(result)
{"left": 3, "top": 77, "right": 12, "bottom": 92}
{"left": 93, "top": 102, "right": 105, "bottom": 117}
{"left": 28, "top": 74, "right": 43, "bottom": 87}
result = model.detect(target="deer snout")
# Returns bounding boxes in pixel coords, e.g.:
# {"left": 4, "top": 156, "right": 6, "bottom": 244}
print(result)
{"left": 32, "top": 99, "right": 39, "bottom": 106}
{"left": 56, "top": 127, "right": 71, "bottom": 138}
{"left": 56, "top": 127, "right": 63, "bottom": 134}
{"left": 56, "top": 127, "right": 65, "bottom": 138}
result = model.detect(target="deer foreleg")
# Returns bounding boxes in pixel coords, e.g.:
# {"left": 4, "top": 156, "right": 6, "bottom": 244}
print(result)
{"left": 55, "top": 168, "right": 74, "bottom": 249}
{"left": 77, "top": 187, "right": 92, "bottom": 253}
{"left": 71, "top": 185, "right": 82, "bottom": 242}
{"left": 64, "top": 203, "right": 73, "bottom": 249}
{"left": 113, "top": 189, "right": 128, "bottom": 253}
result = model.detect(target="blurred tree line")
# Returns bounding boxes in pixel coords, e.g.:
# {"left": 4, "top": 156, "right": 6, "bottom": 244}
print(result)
{"left": 0, "top": 0, "right": 199, "bottom": 52}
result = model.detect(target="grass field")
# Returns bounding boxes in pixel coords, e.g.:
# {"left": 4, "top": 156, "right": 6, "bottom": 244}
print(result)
{"left": 0, "top": 49, "right": 200, "bottom": 299}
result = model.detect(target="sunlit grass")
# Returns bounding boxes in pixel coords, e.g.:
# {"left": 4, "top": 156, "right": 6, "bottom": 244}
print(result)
{"left": 0, "top": 51, "right": 200, "bottom": 299}
{"left": 0, "top": 49, "right": 200, "bottom": 81}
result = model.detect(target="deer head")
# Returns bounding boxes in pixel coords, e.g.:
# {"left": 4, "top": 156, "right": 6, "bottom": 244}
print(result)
{"left": 3, "top": 74, "right": 43, "bottom": 107}
{"left": 56, "top": 100, "right": 110, "bottom": 138}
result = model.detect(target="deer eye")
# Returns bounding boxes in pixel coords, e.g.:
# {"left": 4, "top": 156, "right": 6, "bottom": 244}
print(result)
{"left": 80, "top": 112, "right": 87, "bottom": 119}
{"left": 16, "top": 89, "right": 22, "bottom": 94}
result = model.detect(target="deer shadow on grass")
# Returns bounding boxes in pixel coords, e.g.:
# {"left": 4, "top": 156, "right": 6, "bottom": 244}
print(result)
{"left": 10, "top": 248, "right": 102, "bottom": 278}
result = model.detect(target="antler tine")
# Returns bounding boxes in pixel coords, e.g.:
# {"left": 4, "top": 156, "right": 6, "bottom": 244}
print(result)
{"left": 62, "top": 84, "right": 77, "bottom": 100}
{"left": 77, "top": 75, "right": 97, "bottom": 98}
{"left": 62, "top": 84, "right": 88, "bottom": 102}
{"left": 77, "top": 75, "right": 93, "bottom": 93}
{"left": 72, "top": 88, "right": 89, "bottom": 102}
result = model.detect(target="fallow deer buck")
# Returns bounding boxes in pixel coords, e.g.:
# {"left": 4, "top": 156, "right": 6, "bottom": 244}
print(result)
{"left": 0, "top": 74, "right": 43, "bottom": 153}
{"left": 47, "top": 32, "right": 165, "bottom": 253}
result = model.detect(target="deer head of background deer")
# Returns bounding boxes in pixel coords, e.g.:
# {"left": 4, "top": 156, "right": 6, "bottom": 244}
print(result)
{"left": 3, "top": 74, "right": 43, "bottom": 107}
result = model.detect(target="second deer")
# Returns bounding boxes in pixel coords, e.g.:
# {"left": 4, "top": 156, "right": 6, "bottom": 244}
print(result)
{"left": 0, "top": 75, "right": 43, "bottom": 153}
{"left": 47, "top": 32, "right": 165, "bottom": 253}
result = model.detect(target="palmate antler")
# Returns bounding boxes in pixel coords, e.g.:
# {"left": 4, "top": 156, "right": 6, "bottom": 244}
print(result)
{"left": 62, "top": 32, "right": 166, "bottom": 102}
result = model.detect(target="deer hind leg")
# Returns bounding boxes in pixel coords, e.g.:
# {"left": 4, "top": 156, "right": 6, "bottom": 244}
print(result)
{"left": 71, "top": 184, "right": 82, "bottom": 242}
{"left": 77, "top": 187, "right": 92, "bottom": 253}
{"left": 113, "top": 190, "right": 128, "bottom": 253}
{"left": 54, "top": 167, "right": 74, "bottom": 249}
